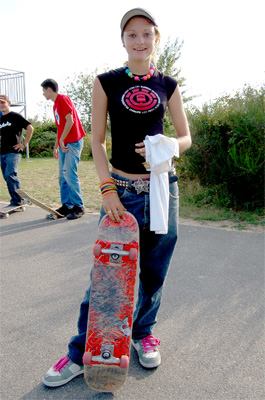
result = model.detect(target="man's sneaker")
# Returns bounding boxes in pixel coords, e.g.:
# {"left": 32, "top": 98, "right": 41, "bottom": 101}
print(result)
{"left": 66, "top": 205, "right": 85, "bottom": 220}
{"left": 9, "top": 200, "right": 24, "bottom": 207}
{"left": 56, "top": 204, "right": 71, "bottom": 217}
{"left": 42, "top": 356, "right": 84, "bottom": 387}
{"left": 132, "top": 335, "right": 161, "bottom": 368}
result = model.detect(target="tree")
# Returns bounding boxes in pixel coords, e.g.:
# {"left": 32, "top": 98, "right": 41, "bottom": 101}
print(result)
{"left": 63, "top": 71, "right": 97, "bottom": 133}
{"left": 157, "top": 38, "right": 193, "bottom": 103}
{"left": 157, "top": 38, "right": 183, "bottom": 79}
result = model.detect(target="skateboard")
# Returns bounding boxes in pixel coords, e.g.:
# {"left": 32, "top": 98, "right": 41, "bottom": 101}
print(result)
{"left": 16, "top": 189, "right": 64, "bottom": 220}
{"left": 83, "top": 211, "right": 139, "bottom": 392}
{"left": 0, "top": 205, "right": 25, "bottom": 219}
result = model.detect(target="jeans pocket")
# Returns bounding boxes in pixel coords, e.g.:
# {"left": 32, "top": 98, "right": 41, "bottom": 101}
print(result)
{"left": 117, "top": 186, "right": 128, "bottom": 199}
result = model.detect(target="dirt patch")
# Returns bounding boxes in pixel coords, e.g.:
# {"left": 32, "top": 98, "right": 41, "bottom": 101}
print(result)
{"left": 179, "top": 217, "right": 264, "bottom": 233}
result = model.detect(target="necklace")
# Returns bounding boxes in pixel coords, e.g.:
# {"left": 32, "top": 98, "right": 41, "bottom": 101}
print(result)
{"left": 123, "top": 61, "right": 155, "bottom": 81}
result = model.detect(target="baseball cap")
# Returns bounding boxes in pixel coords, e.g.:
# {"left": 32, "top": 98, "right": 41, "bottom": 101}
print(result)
{"left": 120, "top": 8, "right": 158, "bottom": 34}
{"left": 0, "top": 95, "right": 11, "bottom": 105}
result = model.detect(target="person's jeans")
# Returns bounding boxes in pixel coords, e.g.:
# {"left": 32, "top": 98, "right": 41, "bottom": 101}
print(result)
{"left": 58, "top": 139, "right": 84, "bottom": 208}
{"left": 67, "top": 170, "right": 179, "bottom": 365}
{"left": 1, "top": 153, "right": 23, "bottom": 205}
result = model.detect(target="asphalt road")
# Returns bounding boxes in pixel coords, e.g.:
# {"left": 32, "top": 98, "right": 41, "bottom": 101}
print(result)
{"left": 0, "top": 202, "right": 264, "bottom": 400}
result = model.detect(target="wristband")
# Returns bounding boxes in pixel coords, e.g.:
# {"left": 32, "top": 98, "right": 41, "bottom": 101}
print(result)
{"left": 99, "top": 178, "right": 115, "bottom": 189}
{"left": 100, "top": 182, "right": 118, "bottom": 199}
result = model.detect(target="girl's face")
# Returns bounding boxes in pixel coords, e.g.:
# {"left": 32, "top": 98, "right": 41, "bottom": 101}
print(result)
{"left": 122, "top": 17, "right": 158, "bottom": 63}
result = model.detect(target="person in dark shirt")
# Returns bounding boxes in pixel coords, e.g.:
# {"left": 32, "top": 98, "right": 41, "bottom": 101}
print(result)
{"left": 0, "top": 95, "right": 34, "bottom": 206}
{"left": 43, "top": 8, "right": 192, "bottom": 388}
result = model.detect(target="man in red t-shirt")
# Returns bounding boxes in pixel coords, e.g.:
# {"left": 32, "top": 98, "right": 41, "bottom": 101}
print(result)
{"left": 41, "top": 79, "right": 86, "bottom": 219}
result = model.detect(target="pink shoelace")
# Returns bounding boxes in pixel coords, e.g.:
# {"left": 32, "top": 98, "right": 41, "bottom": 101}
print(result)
{"left": 53, "top": 356, "right": 70, "bottom": 372}
{"left": 140, "top": 335, "right": 161, "bottom": 353}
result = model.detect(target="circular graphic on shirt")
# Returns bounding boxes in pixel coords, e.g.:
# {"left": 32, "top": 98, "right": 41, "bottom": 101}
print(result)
{"left": 122, "top": 86, "right": 160, "bottom": 114}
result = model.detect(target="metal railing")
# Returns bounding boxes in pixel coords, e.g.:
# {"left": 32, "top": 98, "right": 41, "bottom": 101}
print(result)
{"left": 0, "top": 67, "right": 29, "bottom": 157}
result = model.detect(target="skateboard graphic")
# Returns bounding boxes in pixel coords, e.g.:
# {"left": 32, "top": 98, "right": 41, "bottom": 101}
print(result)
{"left": 83, "top": 211, "right": 139, "bottom": 392}
{"left": 0, "top": 204, "right": 25, "bottom": 219}
{"left": 16, "top": 189, "right": 63, "bottom": 219}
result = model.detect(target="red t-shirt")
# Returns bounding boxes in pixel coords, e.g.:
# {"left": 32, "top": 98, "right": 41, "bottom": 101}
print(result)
{"left": 53, "top": 94, "right": 86, "bottom": 144}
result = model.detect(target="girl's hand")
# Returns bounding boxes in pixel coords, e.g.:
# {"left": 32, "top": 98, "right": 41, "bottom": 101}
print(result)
{"left": 103, "top": 192, "right": 126, "bottom": 223}
{"left": 135, "top": 142, "right": 146, "bottom": 158}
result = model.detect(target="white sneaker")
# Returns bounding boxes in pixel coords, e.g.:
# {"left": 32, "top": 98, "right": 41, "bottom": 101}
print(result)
{"left": 43, "top": 356, "right": 84, "bottom": 387}
{"left": 133, "top": 335, "right": 161, "bottom": 368}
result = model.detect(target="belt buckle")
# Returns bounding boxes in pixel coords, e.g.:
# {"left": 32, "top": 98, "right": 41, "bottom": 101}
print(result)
{"left": 131, "top": 177, "right": 149, "bottom": 194}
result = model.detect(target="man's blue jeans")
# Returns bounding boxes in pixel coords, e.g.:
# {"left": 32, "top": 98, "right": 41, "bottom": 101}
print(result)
{"left": 1, "top": 153, "right": 23, "bottom": 205}
{"left": 58, "top": 139, "right": 84, "bottom": 208}
{"left": 67, "top": 171, "right": 179, "bottom": 365}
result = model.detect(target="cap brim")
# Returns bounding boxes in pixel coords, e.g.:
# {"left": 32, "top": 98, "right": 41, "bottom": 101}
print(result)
{"left": 121, "top": 8, "right": 157, "bottom": 33}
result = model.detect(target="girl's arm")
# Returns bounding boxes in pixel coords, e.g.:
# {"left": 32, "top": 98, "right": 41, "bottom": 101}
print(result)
{"left": 168, "top": 85, "right": 192, "bottom": 153}
{"left": 91, "top": 77, "right": 126, "bottom": 220}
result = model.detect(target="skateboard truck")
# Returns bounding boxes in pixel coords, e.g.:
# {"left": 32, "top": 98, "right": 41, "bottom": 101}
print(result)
{"left": 94, "top": 243, "right": 137, "bottom": 262}
{"left": 103, "top": 244, "right": 128, "bottom": 262}
{"left": 92, "top": 344, "right": 120, "bottom": 364}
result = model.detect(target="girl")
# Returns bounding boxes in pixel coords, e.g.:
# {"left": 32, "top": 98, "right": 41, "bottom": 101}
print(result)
{"left": 43, "top": 8, "right": 192, "bottom": 387}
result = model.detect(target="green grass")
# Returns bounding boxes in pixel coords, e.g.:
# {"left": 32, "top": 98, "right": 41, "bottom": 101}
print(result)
{"left": 0, "top": 158, "right": 102, "bottom": 213}
{"left": 179, "top": 179, "right": 264, "bottom": 230}
{"left": 1, "top": 158, "right": 264, "bottom": 230}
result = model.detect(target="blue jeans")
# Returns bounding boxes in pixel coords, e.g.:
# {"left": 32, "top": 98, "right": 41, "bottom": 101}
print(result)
{"left": 58, "top": 139, "right": 84, "bottom": 208}
{"left": 67, "top": 171, "right": 179, "bottom": 365}
{"left": 1, "top": 153, "right": 23, "bottom": 205}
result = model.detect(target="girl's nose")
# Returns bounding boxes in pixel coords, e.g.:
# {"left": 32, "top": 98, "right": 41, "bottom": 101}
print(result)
{"left": 136, "top": 35, "right": 144, "bottom": 44}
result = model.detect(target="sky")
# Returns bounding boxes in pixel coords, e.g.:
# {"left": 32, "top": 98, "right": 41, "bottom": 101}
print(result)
{"left": 1, "top": 0, "right": 264, "bottom": 119}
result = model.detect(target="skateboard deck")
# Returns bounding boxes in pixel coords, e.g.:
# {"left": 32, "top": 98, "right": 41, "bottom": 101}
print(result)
{"left": 16, "top": 189, "right": 63, "bottom": 219}
{"left": 0, "top": 205, "right": 25, "bottom": 219}
{"left": 83, "top": 211, "right": 139, "bottom": 392}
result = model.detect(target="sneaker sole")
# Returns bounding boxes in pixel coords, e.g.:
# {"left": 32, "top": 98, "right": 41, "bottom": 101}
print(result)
{"left": 42, "top": 369, "right": 84, "bottom": 387}
{"left": 138, "top": 356, "right": 161, "bottom": 369}
{"left": 66, "top": 215, "right": 83, "bottom": 220}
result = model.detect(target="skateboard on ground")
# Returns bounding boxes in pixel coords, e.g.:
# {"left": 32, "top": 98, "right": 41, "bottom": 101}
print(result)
{"left": 83, "top": 211, "right": 139, "bottom": 392}
{"left": 16, "top": 189, "right": 64, "bottom": 220}
{"left": 0, "top": 204, "right": 25, "bottom": 219}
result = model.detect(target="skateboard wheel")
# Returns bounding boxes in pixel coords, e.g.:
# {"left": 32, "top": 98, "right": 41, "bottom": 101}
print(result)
{"left": 120, "top": 355, "right": 129, "bottom": 369}
{"left": 83, "top": 351, "right": 92, "bottom": 365}
{"left": 129, "top": 248, "right": 137, "bottom": 260}
{"left": 46, "top": 213, "right": 57, "bottom": 220}
{"left": 93, "top": 243, "right": 102, "bottom": 257}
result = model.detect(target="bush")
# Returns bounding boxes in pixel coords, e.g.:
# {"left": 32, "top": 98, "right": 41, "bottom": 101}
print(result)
{"left": 28, "top": 120, "right": 111, "bottom": 161}
{"left": 80, "top": 134, "right": 92, "bottom": 160}
{"left": 185, "top": 85, "right": 265, "bottom": 210}
{"left": 27, "top": 119, "right": 57, "bottom": 157}
{"left": 80, "top": 133, "right": 112, "bottom": 161}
